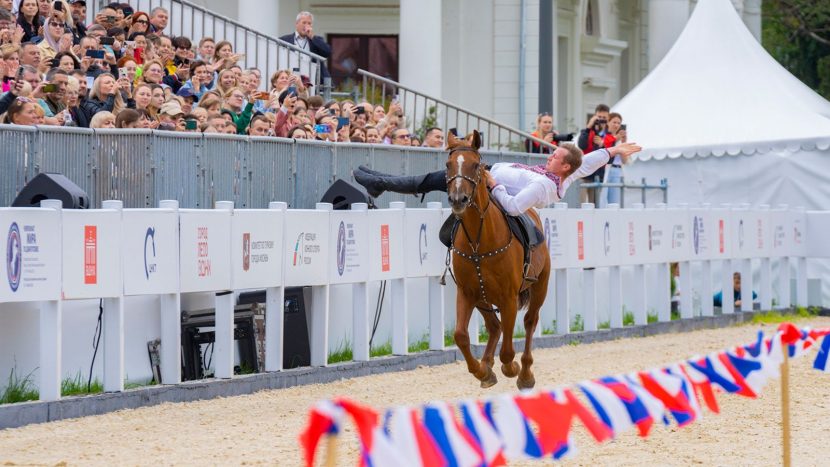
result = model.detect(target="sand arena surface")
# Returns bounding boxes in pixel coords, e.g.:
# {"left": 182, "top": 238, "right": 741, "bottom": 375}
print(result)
{"left": 1, "top": 317, "right": 829, "bottom": 466}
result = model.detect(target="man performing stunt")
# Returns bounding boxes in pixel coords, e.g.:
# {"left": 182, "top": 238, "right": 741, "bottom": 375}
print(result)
{"left": 353, "top": 141, "right": 642, "bottom": 215}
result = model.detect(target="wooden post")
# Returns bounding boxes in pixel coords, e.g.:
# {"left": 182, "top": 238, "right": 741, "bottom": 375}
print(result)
{"left": 324, "top": 434, "right": 338, "bottom": 467}
{"left": 781, "top": 349, "right": 791, "bottom": 467}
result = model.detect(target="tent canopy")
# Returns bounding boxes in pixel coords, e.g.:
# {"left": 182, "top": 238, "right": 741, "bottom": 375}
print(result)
{"left": 614, "top": 0, "right": 830, "bottom": 161}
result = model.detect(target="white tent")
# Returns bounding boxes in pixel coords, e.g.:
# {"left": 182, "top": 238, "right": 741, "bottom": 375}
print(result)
{"left": 615, "top": 0, "right": 830, "bottom": 209}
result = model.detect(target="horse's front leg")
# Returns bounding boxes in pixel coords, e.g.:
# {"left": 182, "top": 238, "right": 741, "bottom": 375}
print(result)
{"left": 498, "top": 300, "right": 520, "bottom": 378}
{"left": 455, "top": 292, "right": 496, "bottom": 387}
{"left": 479, "top": 310, "right": 502, "bottom": 372}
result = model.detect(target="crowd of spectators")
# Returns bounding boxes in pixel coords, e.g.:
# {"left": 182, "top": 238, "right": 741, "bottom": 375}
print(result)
{"left": 0, "top": 1, "right": 448, "bottom": 147}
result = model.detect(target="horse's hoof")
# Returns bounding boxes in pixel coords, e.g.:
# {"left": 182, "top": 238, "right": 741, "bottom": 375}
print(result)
{"left": 501, "top": 361, "right": 520, "bottom": 378}
{"left": 517, "top": 375, "right": 536, "bottom": 390}
{"left": 479, "top": 367, "right": 497, "bottom": 389}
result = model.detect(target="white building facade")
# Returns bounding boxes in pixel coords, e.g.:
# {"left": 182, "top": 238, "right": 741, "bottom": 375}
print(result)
{"left": 192, "top": 0, "right": 761, "bottom": 134}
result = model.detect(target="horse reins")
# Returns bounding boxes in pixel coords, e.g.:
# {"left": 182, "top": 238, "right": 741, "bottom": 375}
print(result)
{"left": 443, "top": 147, "right": 513, "bottom": 311}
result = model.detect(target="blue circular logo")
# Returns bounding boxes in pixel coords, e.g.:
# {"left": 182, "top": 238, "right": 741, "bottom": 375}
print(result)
{"left": 6, "top": 222, "right": 22, "bottom": 292}
{"left": 336, "top": 221, "right": 346, "bottom": 276}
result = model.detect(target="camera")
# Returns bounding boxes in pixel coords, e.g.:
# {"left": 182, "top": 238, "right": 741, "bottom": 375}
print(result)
{"left": 42, "top": 83, "right": 57, "bottom": 93}
{"left": 99, "top": 36, "right": 115, "bottom": 46}
{"left": 185, "top": 119, "right": 198, "bottom": 130}
{"left": 552, "top": 133, "right": 575, "bottom": 143}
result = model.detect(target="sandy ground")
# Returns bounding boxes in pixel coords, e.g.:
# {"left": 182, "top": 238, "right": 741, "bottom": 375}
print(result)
{"left": 1, "top": 317, "right": 829, "bottom": 466}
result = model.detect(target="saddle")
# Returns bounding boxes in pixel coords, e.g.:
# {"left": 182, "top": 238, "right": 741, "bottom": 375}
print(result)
{"left": 439, "top": 211, "right": 544, "bottom": 280}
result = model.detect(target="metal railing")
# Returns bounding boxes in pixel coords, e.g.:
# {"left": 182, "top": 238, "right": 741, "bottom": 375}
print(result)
{"left": 89, "top": 0, "right": 327, "bottom": 91}
{"left": 0, "top": 126, "right": 583, "bottom": 210}
{"left": 579, "top": 177, "right": 669, "bottom": 207}
{"left": 358, "top": 69, "right": 559, "bottom": 153}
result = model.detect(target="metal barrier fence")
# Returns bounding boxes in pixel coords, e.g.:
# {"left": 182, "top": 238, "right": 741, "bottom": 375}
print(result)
{"left": 89, "top": 0, "right": 327, "bottom": 92}
{"left": 0, "top": 126, "right": 584, "bottom": 209}
{"left": 358, "top": 69, "right": 559, "bottom": 153}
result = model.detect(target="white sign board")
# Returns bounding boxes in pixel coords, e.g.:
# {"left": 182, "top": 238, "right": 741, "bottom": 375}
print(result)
{"left": 404, "top": 208, "right": 445, "bottom": 277}
{"left": 232, "top": 210, "right": 284, "bottom": 289}
{"left": 329, "top": 210, "right": 369, "bottom": 284}
{"left": 284, "top": 210, "right": 330, "bottom": 286}
{"left": 539, "top": 208, "right": 571, "bottom": 269}
{"left": 791, "top": 210, "right": 806, "bottom": 257}
{"left": 731, "top": 208, "right": 753, "bottom": 259}
{"left": 708, "top": 207, "right": 731, "bottom": 259}
{"left": 122, "top": 209, "right": 179, "bottom": 295}
{"left": 62, "top": 210, "right": 122, "bottom": 299}
{"left": 806, "top": 211, "right": 830, "bottom": 258}
{"left": 592, "top": 208, "right": 622, "bottom": 267}
{"left": 769, "top": 209, "right": 790, "bottom": 258}
{"left": 368, "top": 209, "right": 405, "bottom": 281}
{"left": 642, "top": 208, "right": 671, "bottom": 263}
{"left": 0, "top": 208, "right": 61, "bottom": 302}
{"left": 751, "top": 209, "right": 772, "bottom": 258}
{"left": 179, "top": 209, "right": 232, "bottom": 293}
{"left": 619, "top": 209, "right": 650, "bottom": 266}
{"left": 569, "top": 208, "right": 596, "bottom": 268}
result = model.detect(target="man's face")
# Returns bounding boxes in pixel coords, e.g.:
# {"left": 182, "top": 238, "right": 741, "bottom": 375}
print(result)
{"left": 49, "top": 73, "right": 67, "bottom": 98}
{"left": 733, "top": 275, "right": 741, "bottom": 291}
{"left": 594, "top": 110, "right": 609, "bottom": 131}
{"left": 70, "top": 3, "right": 85, "bottom": 23}
{"left": 151, "top": 10, "right": 169, "bottom": 30}
{"left": 392, "top": 129, "right": 411, "bottom": 146}
{"left": 295, "top": 15, "right": 312, "bottom": 36}
{"left": 424, "top": 129, "right": 444, "bottom": 148}
{"left": 545, "top": 147, "right": 571, "bottom": 177}
{"left": 97, "top": 8, "right": 117, "bottom": 27}
{"left": 21, "top": 45, "right": 40, "bottom": 67}
{"left": 249, "top": 119, "right": 270, "bottom": 136}
{"left": 199, "top": 40, "right": 214, "bottom": 59}
{"left": 0, "top": 0, "right": 12, "bottom": 11}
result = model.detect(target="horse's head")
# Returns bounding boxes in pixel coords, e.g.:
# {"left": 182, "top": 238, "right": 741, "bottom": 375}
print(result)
{"left": 445, "top": 130, "right": 483, "bottom": 216}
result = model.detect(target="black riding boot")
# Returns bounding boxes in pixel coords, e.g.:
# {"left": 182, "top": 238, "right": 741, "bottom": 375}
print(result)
{"left": 358, "top": 165, "right": 391, "bottom": 177}
{"left": 353, "top": 169, "right": 447, "bottom": 198}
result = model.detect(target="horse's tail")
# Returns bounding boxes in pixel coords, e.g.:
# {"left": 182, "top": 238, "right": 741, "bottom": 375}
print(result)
{"left": 518, "top": 288, "right": 531, "bottom": 311}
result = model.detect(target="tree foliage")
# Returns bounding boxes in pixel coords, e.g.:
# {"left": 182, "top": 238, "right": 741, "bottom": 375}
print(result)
{"left": 762, "top": 0, "right": 830, "bottom": 99}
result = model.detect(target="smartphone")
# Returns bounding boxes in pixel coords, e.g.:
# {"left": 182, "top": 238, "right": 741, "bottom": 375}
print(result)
{"left": 337, "top": 116, "right": 350, "bottom": 129}
{"left": 53, "top": 1, "right": 62, "bottom": 11}
{"left": 134, "top": 47, "right": 144, "bottom": 64}
{"left": 100, "top": 36, "right": 115, "bottom": 46}
{"left": 314, "top": 123, "right": 330, "bottom": 134}
{"left": 286, "top": 85, "right": 297, "bottom": 95}
{"left": 118, "top": 68, "right": 127, "bottom": 79}
{"left": 292, "top": 67, "right": 300, "bottom": 73}
{"left": 185, "top": 120, "right": 198, "bottom": 130}
{"left": 620, "top": 124, "right": 627, "bottom": 131}
{"left": 328, "top": 108, "right": 336, "bottom": 116}
{"left": 86, "top": 49, "right": 105, "bottom": 60}
{"left": 16, "top": 65, "right": 24, "bottom": 78}
{"left": 125, "top": 41, "right": 136, "bottom": 48}
{"left": 85, "top": 76, "right": 94, "bottom": 89}
{"left": 42, "top": 83, "right": 57, "bottom": 93}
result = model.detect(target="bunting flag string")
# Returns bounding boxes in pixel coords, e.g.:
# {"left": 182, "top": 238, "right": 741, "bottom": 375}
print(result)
{"left": 299, "top": 323, "right": 830, "bottom": 466}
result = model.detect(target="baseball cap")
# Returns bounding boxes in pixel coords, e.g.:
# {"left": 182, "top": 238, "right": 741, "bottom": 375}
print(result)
{"left": 159, "top": 101, "right": 184, "bottom": 117}
{"left": 176, "top": 87, "right": 198, "bottom": 101}
{"left": 69, "top": 1, "right": 87, "bottom": 5}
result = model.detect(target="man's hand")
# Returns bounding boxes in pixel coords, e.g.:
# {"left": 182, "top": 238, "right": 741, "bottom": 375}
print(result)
{"left": 304, "top": 25, "right": 313, "bottom": 38}
{"left": 592, "top": 135, "right": 603, "bottom": 146}
{"left": 32, "top": 82, "right": 47, "bottom": 99}
{"left": 610, "top": 142, "right": 642, "bottom": 163}
{"left": 616, "top": 129, "right": 627, "bottom": 143}
{"left": 484, "top": 170, "right": 496, "bottom": 190}
{"left": 735, "top": 299, "right": 742, "bottom": 307}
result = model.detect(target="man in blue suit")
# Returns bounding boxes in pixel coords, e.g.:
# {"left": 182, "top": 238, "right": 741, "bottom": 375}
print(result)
{"left": 279, "top": 11, "right": 331, "bottom": 79}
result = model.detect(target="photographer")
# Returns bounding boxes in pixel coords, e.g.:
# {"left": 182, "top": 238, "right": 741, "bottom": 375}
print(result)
{"left": 525, "top": 112, "right": 573, "bottom": 154}
{"left": 602, "top": 112, "right": 628, "bottom": 206}
{"left": 577, "top": 104, "right": 615, "bottom": 203}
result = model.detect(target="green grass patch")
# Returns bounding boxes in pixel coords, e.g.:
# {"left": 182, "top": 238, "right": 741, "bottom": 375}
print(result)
{"left": 542, "top": 320, "right": 556, "bottom": 335}
{"left": 647, "top": 312, "right": 659, "bottom": 324}
{"left": 0, "top": 367, "right": 39, "bottom": 404}
{"left": 598, "top": 320, "right": 610, "bottom": 330}
{"left": 568, "top": 339, "right": 581, "bottom": 346}
{"left": 444, "top": 329, "right": 455, "bottom": 347}
{"left": 623, "top": 311, "right": 635, "bottom": 326}
{"left": 752, "top": 307, "right": 820, "bottom": 325}
{"left": 328, "top": 339, "right": 354, "bottom": 364}
{"left": 671, "top": 309, "right": 681, "bottom": 321}
{"left": 408, "top": 335, "right": 430, "bottom": 353}
{"left": 370, "top": 341, "right": 393, "bottom": 358}
{"left": 513, "top": 327, "right": 526, "bottom": 339}
{"left": 124, "top": 378, "right": 157, "bottom": 390}
{"left": 61, "top": 372, "right": 103, "bottom": 397}
{"left": 570, "top": 315, "right": 584, "bottom": 333}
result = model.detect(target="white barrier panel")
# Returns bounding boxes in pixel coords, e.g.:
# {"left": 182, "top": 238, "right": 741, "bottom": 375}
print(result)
{"left": 619, "top": 207, "right": 650, "bottom": 266}
{"left": 701, "top": 206, "right": 731, "bottom": 260}
{"left": 404, "top": 208, "right": 445, "bottom": 278}
{"left": 231, "top": 209, "right": 284, "bottom": 289}
{"left": 753, "top": 207, "right": 772, "bottom": 258}
{"left": 284, "top": 210, "right": 330, "bottom": 286}
{"left": 770, "top": 207, "right": 790, "bottom": 258}
{"left": 661, "top": 207, "right": 690, "bottom": 262}
{"left": 179, "top": 209, "right": 232, "bottom": 293}
{"left": 368, "top": 208, "right": 405, "bottom": 281}
{"left": 539, "top": 206, "right": 572, "bottom": 269}
{"left": 791, "top": 208, "right": 807, "bottom": 257}
{"left": 329, "top": 209, "right": 369, "bottom": 284}
{"left": 62, "top": 210, "right": 122, "bottom": 299}
{"left": 569, "top": 205, "right": 596, "bottom": 268}
{"left": 0, "top": 208, "right": 61, "bottom": 302}
{"left": 592, "top": 206, "right": 623, "bottom": 267}
{"left": 122, "top": 209, "right": 179, "bottom": 296}
{"left": 731, "top": 206, "right": 753, "bottom": 259}
{"left": 806, "top": 211, "right": 830, "bottom": 258}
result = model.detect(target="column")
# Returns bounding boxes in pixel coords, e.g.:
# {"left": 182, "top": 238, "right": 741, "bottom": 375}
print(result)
{"left": 399, "top": 0, "right": 442, "bottom": 96}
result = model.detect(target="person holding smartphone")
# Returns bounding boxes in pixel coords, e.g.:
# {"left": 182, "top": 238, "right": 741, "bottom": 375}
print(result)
{"left": 601, "top": 112, "right": 629, "bottom": 206}
{"left": 273, "top": 87, "right": 299, "bottom": 137}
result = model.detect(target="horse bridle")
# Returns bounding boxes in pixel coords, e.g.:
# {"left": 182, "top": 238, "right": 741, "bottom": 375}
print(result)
{"left": 444, "top": 146, "right": 513, "bottom": 310}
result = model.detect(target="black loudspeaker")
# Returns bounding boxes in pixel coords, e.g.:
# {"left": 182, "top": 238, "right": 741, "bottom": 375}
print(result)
{"left": 12, "top": 173, "right": 90, "bottom": 209}
{"left": 237, "top": 286, "right": 311, "bottom": 370}
{"left": 320, "top": 178, "right": 374, "bottom": 210}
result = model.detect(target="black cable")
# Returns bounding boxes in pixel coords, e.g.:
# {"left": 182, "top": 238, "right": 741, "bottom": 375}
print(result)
{"left": 88, "top": 299, "right": 104, "bottom": 393}
{"left": 205, "top": 342, "right": 214, "bottom": 375}
{"left": 368, "top": 280, "right": 387, "bottom": 349}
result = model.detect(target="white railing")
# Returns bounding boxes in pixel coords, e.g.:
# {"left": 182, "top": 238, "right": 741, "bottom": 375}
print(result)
{"left": 0, "top": 200, "right": 827, "bottom": 401}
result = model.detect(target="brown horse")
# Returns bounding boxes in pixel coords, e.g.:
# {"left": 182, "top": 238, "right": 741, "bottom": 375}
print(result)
{"left": 446, "top": 130, "right": 551, "bottom": 390}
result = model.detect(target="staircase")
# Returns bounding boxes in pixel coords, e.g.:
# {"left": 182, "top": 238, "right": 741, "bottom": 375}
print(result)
{"left": 90, "top": 0, "right": 327, "bottom": 91}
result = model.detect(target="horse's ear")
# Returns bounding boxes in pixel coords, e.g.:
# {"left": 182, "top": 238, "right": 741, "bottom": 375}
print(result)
{"left": 447, "top": 131, "right": 461, "bottom": 149}
{"left": 470, "top": 130, "right": 482, "bottom": 150}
